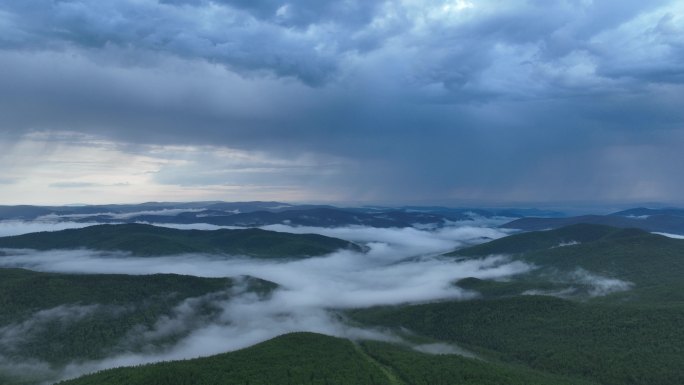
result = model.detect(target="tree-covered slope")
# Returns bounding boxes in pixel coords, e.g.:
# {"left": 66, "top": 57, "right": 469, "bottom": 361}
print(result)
{"left": 360, "top": 340, "right": 596, "bottom": 385}
{"left": 448, "top": 224, "right": 684, "bottom": 302}
{"left": 58, "top": 333, "right": 394, "bottom": 385}
{"left": 0, "top": 268, "right": 242, "bottom": 325}
{"left": 344, "top": 223, "right": 684, "bottom": 384}
{"left": 0, "top": 268, "right": 276, "bottom": 384}
{"left": 20, "top": 223, "right": 684, "bottom": 385}
{"left": 0, "top": 223, "right": 360, "bottom": 257}
{"left": 501, "top": 214, "right": 684, "bottom": 235}
{"left": 449, "top": 223, "right": 640, "bottom": 257}
{"left": 59, "top": 332, "right": 593, "bottom": 385}
{"left": 350, "top": 296, "right": 684, "bottom": 385}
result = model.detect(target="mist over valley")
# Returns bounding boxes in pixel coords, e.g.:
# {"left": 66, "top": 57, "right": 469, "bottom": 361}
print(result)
{"left": 0, "top": 203, "right": 683, "bottom": 384}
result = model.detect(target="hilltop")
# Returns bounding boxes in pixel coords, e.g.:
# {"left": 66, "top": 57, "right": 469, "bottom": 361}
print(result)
{"left": 447, "top": 223, "right": 684, "bottom": 302}
{"left": 0, "top": 223, "right": 360, "bottom": 257}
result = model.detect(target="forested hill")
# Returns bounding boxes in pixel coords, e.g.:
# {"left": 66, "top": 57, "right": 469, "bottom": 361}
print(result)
{"left": 0, "top": 268, "right": 277, "bottom": 385}
{"left": 0, "top": 223, "right": 360, "bottom": 257}
{"left": 58, "top": 332, "right": 591, "bottom": 385}
{"left": 501, "top": 212, "right": 684, "bottom": 235}
{"left": 350, "top": 295, "right": 684, "bottom": 385}
{"left": 0, "top": 268, "right": 275, "bottom": 325}
{"left": 447, "top": 223, "right": 684, "bottom": 302}
{"left": 449, "top": 223, "right": 661, "bottom": 257}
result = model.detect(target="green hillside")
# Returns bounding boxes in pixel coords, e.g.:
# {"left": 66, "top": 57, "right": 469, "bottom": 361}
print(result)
{"left": 449, "top": 224, "right": 636, "bottom": 257}
{"left": 0, "top": 268, "right": 276, "bottom": 385}
{"left": 336, "top": 223, "right": 684, "bottom": 384}
{"left": 0, "top": 223, "right": 360, "bottom": 257}
{"left": 58, "top": 333, "right": 393, "bottom": 385}
{"left": 351, "top": 296, "right": 684, "bottom": 385}
{"left": 5, "top": 223, "right": 684, "bottom": 385}
{"left": 519, "top": 229, "right": 684, "bottom": 302}
{"left": 59, "top": 332, "right": 592, "bottom": 385}
{"left": 448, "top": 224, "right": 684, "bottom": 302}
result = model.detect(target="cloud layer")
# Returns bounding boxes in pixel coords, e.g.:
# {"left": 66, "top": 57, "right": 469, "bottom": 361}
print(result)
{"left": 0, "top": 222, "right": 529, "bottom": 381}
{"left": 1, "top": 0, "right": 683, "bottom": 204}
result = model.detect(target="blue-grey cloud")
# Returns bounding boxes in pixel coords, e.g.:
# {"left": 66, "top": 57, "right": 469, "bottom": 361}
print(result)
{"left": 0, "top": 0, "right": 683, "bottom": 204}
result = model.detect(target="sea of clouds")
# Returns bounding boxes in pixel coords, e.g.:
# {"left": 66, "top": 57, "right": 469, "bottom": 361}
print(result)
{"left": 0, "top": 220, "right": 531, "bottom": 382}
{"left": 0, "top": 217, "right": 638, "bottom": 383}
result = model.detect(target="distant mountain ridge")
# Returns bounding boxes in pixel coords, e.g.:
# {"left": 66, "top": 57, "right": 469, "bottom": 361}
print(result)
{"left": 0, "top": 202, "right": 564, "bottom": 228}
{"left": 450, "top": 223, "right": 645, "bottom": 256}
{"left": 128, "top": 207, "right": 453, "bottom": 228}
{"left": 0, "top": 223, "right": 360, "bottom": 257}
{"left": 502, "top": 207, "right": 684, "bottom": 235}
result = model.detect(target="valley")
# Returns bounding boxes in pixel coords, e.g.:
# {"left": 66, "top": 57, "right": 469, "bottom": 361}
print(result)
{"left": 0, "top": 204, "right": 682, "bottom": 384}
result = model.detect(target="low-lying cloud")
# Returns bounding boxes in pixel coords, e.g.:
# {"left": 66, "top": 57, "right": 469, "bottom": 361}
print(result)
{"left": 0, "top": 304, "right": 102, "bottom": 352}
{"left": 0, "top": 220, "right": 98, "bottom": 237}
{"left": 569, "top": 268, "right": 633, "bottom": 297}
{"left": 148, "top": 222, "right": 511, "bottom": 258}
{"left": 36, "top": 208, "right": 207, "bottom": 221}
{"left": 0, "top": 222, "right": 529, "bottom": 382}
{"left": 47, "top": 249, "right": 529, "bottom": 380}
{"left": 524, "top": 268, "right": 634, "bottom": 298}
{"left": 653, "top": 232, "right": 684, "bottom": 240}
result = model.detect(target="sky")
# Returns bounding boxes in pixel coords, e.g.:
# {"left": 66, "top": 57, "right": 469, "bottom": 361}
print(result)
{"left": 0, "top": 0, "right": 683, "bottom": 205}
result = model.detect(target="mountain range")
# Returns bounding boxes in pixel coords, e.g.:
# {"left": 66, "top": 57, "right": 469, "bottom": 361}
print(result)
{"left": 0, "top": 223, "right": 360, "bottom": 257}
{"left": 3, "top": 213, "right": 684, "bottom": 385}
{"left": 0, "top": 202, "right": 564, "bottom": 228}
{"left": 502, "top": 207, "right": 684, "bottom": 235}
{"left": 41, "top": 222, "right": 684, "bottom": 385}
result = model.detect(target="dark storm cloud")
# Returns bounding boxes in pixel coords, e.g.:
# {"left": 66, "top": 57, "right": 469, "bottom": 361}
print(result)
{"left": 160, "top": 0, "right": 380, "bottom": 29}
{"left": 0, "top": 0, "right": 683, "bottom": 203}
{"left": 0, "top": 0, "right": 342, "bottom": 84}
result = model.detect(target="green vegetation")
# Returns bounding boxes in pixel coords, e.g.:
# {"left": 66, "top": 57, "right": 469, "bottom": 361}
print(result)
{"left": 351, "top": 295, "right": 684, "bottom": 385}
{"left": 6, "top": 223, "right": 684, "bottom": 385}
{"left": 449, "top": 224, "right": 637, "bottom": 257}
{"left": 450, "top": 224, "right": 684, "bottom": 302}
{"left": 454, "top": 277, "right": 566, "bottom": 299}
{"left": 59, "top": 332, "right": 594, "bottom": 385}
{"left": 0, "top": 268, "right": 276, "bottom": 384}
{"left": 519, "top": 230, "right": 684, "bottom": 286}
{"left": 0, "top": 223, "right": 360, "bottom": 257}
{"left": 59, "top": 333, "right": 394, "bottom": 385}
{"left": 360, "top": 340, "right": 596, "bottom": 385}
{"left": 0, "top": 268, "right": 241, "bottom": 324}
{"left": 344, "top": 224, "right": 684, "bottom": 384}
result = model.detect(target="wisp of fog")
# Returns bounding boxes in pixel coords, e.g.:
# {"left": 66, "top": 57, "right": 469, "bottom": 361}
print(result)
{"left": 0, "top": 222, "right": 530, "bottom": 382}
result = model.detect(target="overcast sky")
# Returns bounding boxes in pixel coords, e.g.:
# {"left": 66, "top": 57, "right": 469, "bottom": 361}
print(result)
{"left": 0, "top": 0, "right": 683, "bottom": 205}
